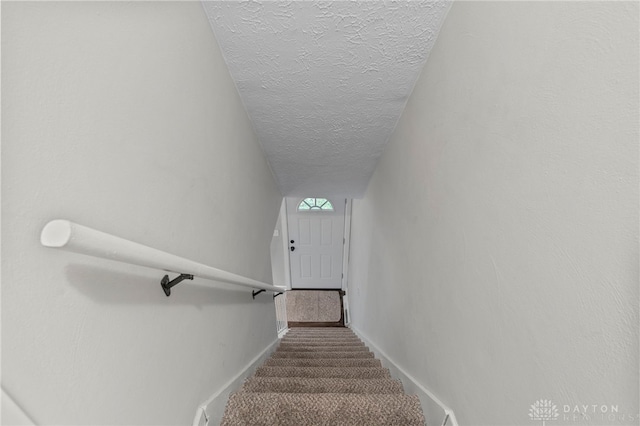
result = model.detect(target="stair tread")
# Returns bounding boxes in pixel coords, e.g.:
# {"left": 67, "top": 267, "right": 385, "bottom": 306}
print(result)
{"left": 255, "top": 366, "right": 390, "bottom": 379}
{"left": 285, "top": 334, "right": 358, "bottom": 338}
{"left": 240, "top": 377, "right": 404, "bottom": 394}
{"left": 280, "top": 339, "right": 364, "bottom": 344}
{"left": 280, "top": 342, "right": 364, "bottom": 346}
{"left": 220, "top": 328, "right": 425, "bottom": 425}
{"left": 286, "top": 331, "right": 355, "bottom": 334}
{"left": 276, "top": 345, "right": 369, "bottom": 352}
{"left": 271, "top": 351, "right": 375, "bottom": 359}
{"left": 286, "top": 332, "right": 356, "bottom": 334}
{"left": 285, "top": 329, "right": 356, "bottom": 332}
{"left": 286, "top": 332, "right": 356, "bottom": 336}
{"left": 264, "top": 358, "right": 382, "bottom": 367}
{"left": 220, "top": 393, "right": 425, "bottom": 426}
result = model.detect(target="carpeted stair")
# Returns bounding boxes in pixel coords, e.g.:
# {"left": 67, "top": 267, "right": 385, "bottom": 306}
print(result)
{"left": 220, "top": 327, "right": 426, "bottom": 425}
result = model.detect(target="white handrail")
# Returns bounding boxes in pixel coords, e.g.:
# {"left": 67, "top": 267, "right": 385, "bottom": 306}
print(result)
{"left": 40, "top": 220, "right": 286, "bottom": 294}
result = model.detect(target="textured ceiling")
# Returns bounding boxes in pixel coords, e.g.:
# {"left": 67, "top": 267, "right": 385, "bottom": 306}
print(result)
{"left": 203, "top": 1, "right": 451, "bottom": 198}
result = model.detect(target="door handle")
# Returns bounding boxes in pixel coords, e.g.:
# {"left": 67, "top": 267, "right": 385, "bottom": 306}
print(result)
{"left": 290, "top": 247, "right": 296, "bottom": 252}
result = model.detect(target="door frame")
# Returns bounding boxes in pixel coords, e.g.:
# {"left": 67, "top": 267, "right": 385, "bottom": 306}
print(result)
{"left": 284, "top": 197, "right": 352, "bottom": 291}
{"left": 341, "top": 198, "right": 352, "bottom": 292}
{"left": 279, "top": 198, "right": 293, "bottom": 290}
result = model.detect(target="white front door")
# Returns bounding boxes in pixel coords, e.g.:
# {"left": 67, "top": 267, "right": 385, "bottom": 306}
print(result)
{"left": 286, "top": 197, "right": 345, "bottom": 289}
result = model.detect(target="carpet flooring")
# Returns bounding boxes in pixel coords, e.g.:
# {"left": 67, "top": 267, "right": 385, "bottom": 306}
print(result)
{"left": 286, "top": 291, "right": 342, "bottom": 323}
{"left": 220, "top": 327, "right": 426, "bottom": 425}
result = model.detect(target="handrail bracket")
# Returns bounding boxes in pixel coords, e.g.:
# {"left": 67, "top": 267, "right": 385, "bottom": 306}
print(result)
{"left": 252, "top": 289, "right": 266, "bottom": 299}
{"left": 161, "top": 273, "right": 194, "bottom": 297}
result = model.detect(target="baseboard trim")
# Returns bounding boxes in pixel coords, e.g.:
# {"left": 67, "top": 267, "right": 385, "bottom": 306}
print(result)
{"left": 277, "top": 327, "right": 289, "bottom": 339}
{"left": 192, "top": 338, "right": 281, "bottom": 426}
{"left": 350, "top": 326, "right": 459, "bottom": 426}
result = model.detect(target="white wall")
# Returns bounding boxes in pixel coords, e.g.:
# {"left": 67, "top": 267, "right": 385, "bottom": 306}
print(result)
{"left": 2, "top": 389, "right": 35, "bottom": 426}
{"left": 2, "top": 2, "right": 281, "bottom": 424}
{"left": 348, "top": 2, "right": 638, "bottom": 426}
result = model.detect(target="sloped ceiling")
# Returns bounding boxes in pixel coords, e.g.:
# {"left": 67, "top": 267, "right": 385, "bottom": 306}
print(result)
{"left": 203, "top": 1, "right": 451, "bottom": 198}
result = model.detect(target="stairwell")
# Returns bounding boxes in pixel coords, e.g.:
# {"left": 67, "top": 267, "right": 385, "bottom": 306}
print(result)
{"left": 220, "top": 327, "right": 426, "bottom": 425}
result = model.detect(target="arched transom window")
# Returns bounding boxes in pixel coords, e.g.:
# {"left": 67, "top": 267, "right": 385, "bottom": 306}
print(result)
{"left": 297, "top": 198, "right": 334, "bottom": 211}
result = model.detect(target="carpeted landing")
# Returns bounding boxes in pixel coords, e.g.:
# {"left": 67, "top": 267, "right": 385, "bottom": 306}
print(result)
{"left": 220, "top": 327, "right": 426, "bottom": 425}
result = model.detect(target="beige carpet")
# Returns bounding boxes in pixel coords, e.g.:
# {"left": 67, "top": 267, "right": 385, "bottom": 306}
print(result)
{"left": 220, "top": 327, "right": 426, "bottom": 425}
{"left": 286, "top": 290, "right": 342, "bottom": 322}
